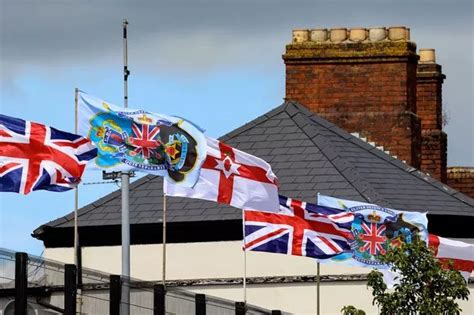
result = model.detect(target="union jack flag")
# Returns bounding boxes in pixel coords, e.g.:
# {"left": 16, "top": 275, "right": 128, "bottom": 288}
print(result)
{"left": 129, "top": 123, "right": 161, "bottom": 159}
{"left": 358, "top": 222, "right": 387, "bottom": 255}
{"left": 244, "top": 196, "right": 355, "bottom": 260}
{"left": 0, "top": 114, "right": 97, "bottom": 194}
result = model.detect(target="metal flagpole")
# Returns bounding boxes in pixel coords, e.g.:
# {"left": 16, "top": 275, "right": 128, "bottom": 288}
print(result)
{"left": 316, "top": 262, "right": 320, "bottom": 315}
{"left": 74, "top": 88, "right": 84, "bottom": 313}
{"left": 242, "top": 211, "right": 247, "bottom": 305}
{"left": 162, "top": 194, "right": 167, "bottom": 286}
{"left": 74, "top": 88, "right": 79, "bottom": 270}
{"left": 121, "top": 18, "right": 131, "bottom": 315}
{"left": 243, "top": 247, "right": 247, "bottom": 304}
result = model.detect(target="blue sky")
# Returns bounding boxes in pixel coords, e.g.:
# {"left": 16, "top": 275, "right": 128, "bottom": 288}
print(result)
{"left": 1, "top": 0, "right": 472, "bottom": 255}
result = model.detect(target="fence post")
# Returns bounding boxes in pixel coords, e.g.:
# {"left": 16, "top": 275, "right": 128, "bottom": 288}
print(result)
{"left": 110, "top": 275, "right": 121, "bottom": 315}
{"left": 154, "top": 284, "right": 166, "bottom": 315}
{"left": 64, "top": 264, "right": 77, "bottom": 315}
{"left": 15, "top": 252, "right": 28, "bottom": 315}
{"left": 235, "top": 301, "right": 246, "bottom": 315}
{"left": 195, "top": 293, "right": 206, "bottom": 315}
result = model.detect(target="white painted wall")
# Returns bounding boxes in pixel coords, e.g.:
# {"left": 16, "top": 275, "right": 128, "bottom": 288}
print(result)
{"left": 44, "top": 241, "right": 474, "bottom": 314}
{"left": 44, "top": 241, "right": 369, "bottom": 280}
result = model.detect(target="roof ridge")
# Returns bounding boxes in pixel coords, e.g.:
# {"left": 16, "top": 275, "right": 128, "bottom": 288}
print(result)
{"left": 284, "top": 102, "right": 393, "bottom": 207}
{"left": 286, "top": 102, "right": 474, "bottom": 209}
{"left": 218, "top": 103, "right": 287, "bottom": 142}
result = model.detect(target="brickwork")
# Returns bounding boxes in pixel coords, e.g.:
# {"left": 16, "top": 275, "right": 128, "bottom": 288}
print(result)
{"left": 284, "top": 40, "right": 421, "bottom": 167}
{"left": 420, "top": 130, "right": 447, "bottom": 182}
{"left": 417, "top": 63, "right": 447, "bottom": 182}
{"left": 282, "top": 26, "right": 472, "bottom": 195}
{"left": 447, "top": 167, "right": 474, "bottom": 198}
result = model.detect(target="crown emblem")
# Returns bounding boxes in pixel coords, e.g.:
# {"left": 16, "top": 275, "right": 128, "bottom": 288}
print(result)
{"left": 367, "top": 211, "right": 382, "bottom": 223}
{"left": 138, "top": 114, "right": 153, "bottom": 124}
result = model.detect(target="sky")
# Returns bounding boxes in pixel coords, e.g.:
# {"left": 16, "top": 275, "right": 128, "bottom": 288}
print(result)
{"left": 1, "top": 0, "right": 473, "bottom": 255}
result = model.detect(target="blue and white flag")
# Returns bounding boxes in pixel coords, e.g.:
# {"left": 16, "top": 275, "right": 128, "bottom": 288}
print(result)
{"left": 317, "top": 195, "right": 428, "bottom": 268}
{"left": 78, "top": 91, "right": 207, "bottom": 187}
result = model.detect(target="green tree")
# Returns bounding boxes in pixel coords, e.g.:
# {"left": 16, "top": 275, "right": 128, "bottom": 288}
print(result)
{"left": 343, "top": 238, "right": 469, "bottom": 315}
{"left": 341, "top": 305, "right": 366, "bottom": 315}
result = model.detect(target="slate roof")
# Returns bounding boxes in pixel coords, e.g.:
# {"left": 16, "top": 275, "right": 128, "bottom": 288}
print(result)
{"left": 33, "top": 101, "right": 474, "bottom": 235}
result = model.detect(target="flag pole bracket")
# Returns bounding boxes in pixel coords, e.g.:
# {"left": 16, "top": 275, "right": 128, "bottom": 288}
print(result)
{"left": 102, "top": 171, "right": 135, "bottom": 180}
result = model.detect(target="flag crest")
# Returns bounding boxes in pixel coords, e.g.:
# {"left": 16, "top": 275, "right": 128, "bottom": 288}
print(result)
{"left": 318, "top": 195, "right": 428, "bottom": 268}
{"left": 79, "top": 92, "right": 206, "bottom": 186}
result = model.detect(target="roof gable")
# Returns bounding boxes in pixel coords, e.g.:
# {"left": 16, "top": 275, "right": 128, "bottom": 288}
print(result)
{"left": 34, "top": 101, "right": 474, "bottom": 237}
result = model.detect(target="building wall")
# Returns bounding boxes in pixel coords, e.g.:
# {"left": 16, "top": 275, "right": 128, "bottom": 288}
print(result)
{"left": 284, "top": 27, "right": 421, "bottom": 168}
{"left": 44, "top": 241, "right": 473, "bottom": 314}
{"left": 417, "top": 61, "right": 447, "bottom": 182}
{"left": 448, "top": 167, "right": 474, "bottom": 198}
{"left": 284, "top": 27, "right": 474, "bottom": 193}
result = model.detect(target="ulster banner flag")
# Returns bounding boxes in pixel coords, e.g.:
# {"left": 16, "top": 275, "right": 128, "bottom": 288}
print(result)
{"left": 164, "top": 137, "right": 280, "bottom": 211}
{"left": 429, "top": 234, "right": 474, "bottom": 281}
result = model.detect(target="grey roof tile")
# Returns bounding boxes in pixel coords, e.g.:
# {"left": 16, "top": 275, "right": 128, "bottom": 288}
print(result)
{"left": 36, "top": 101, "right": 474, "bottom": 235}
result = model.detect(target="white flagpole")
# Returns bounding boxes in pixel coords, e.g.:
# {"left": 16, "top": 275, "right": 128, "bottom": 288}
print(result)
{"left": 317, "top": 262, "right": 320, "bottom": 315}
{"left": 243, "top": 247, "right": 247, "bottom": 303}
{"left": 74, "top": 88, "right": 79, "bottom": 270}
{"left": 74, "top": 87, "right": 83, "bottom": 313}
{"left": 121, "top": 18, "right": 131, "bottom": 315}
{"left": 162, "top": 193, "right": 167, "bottom": 286}
{"left": 242, "top": 210, "right": 247, "bottom": 304}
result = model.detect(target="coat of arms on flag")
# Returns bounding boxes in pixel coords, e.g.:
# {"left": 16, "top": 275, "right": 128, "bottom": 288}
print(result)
{"left": 318, "top": 195, "right": 428, "bottom": 267}
{"left": 244, "top": 196, "right": 354, "bottom": 260}
{"left": 0, "top": 114, "right": 97, "bottom": 194}
{"left": 78, "top": 92, "right": 206, "bottom": 186}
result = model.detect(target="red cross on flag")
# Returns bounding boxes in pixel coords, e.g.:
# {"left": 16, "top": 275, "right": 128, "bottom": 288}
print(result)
{"left": 429, "top": 234, "right": 474, "bottom": 281}
{"left": 164, "top": 137, "right": 280, "bottom": 212}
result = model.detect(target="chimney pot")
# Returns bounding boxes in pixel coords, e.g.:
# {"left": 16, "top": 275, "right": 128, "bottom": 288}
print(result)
{"left": 292, "top": 29, "right": 309, "bottom": 43}
{"left": 419, "top": 48, "right": 436, "bottom": 63}
{"left": 388, "top": 26, "right": 408, "bottom": 41}
{"left": 349, "top": 28, "right": 368, "bottom": 42}
{"left": 329, "top": 28, "right": 348, "bottom": 43}
{"left": 368, "top": 27, "right": 387, "bottom": 42}
{"left": 310, "top": 28, "right": 328, "bottom": 42}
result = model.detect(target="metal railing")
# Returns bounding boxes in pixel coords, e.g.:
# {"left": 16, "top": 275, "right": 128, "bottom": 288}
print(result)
{"left": 0, "top": 249, "right": 286, "bottom": 314}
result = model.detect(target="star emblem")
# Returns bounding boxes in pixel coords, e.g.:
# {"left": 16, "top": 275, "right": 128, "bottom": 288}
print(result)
{"left": 215, "top": 155, "right": 241, "bottom": 178}
{"left": 165, "top": 142, "right": 180, "bottom": 160}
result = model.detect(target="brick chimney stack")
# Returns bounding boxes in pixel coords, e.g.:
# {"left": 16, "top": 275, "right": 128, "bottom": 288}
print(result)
{"left": 416, "top": 49, "right": 447, "bottom": 182}
{"left": 284, "top": 27, "right": 421, "bottom": 167}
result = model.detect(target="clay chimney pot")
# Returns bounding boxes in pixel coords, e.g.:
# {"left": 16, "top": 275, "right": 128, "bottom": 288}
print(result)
{"left": 330, "top": 28, "right": 348, "bottom": 43}
{"left": 419, "top": 49, "right": 436, "bottom": 63}
{"left": 310, "top": 29, "right": 328, "bottom": 42}
{"left": 368, "top": 27, "right": 387, "bottom": 41}
{"left": 349, "top": 28, "right": 368, "bottom": 42}
{"left": 292, "top": 29, "right": 309, "bottom": 43}
{"left": 388, "top": 26, "right": 407, "bottom": 41}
